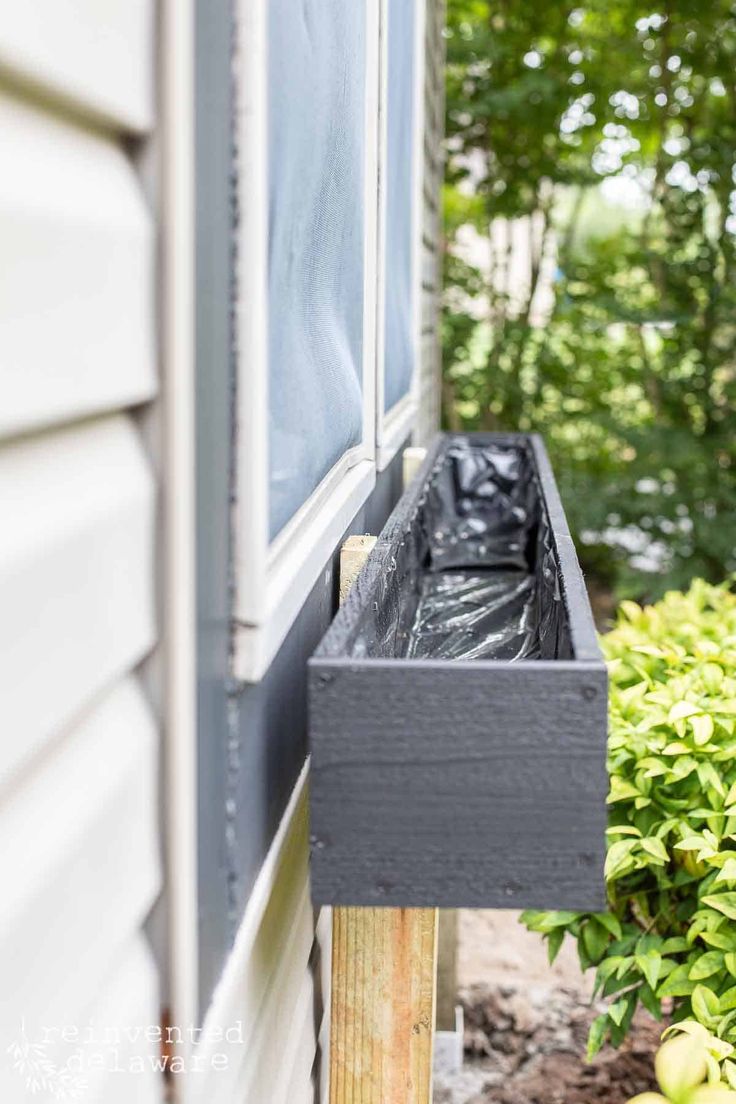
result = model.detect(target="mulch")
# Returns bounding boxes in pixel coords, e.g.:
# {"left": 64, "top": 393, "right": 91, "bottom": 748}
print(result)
{"left": 434, "top": 983, "right": 662, "bottom": 1104}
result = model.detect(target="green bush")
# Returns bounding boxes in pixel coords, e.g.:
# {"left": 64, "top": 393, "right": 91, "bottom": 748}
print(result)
{"left": 522, "top": 579, "right": 736, "bottom": 1058}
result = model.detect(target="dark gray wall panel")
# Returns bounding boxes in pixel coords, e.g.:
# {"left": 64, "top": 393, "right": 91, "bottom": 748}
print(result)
{"left": 195, "top": 0, "right": 234, "bottom": 1018}
{"left": 227, "top": 450, "right": 407, "bottom": 939}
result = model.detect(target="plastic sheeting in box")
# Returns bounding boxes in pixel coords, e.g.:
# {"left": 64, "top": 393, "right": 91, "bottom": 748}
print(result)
{"left": 349, "top": 438, "right": 571, "bottom": 662}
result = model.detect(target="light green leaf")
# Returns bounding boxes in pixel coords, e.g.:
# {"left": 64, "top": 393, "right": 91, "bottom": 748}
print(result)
{"left": 677, "top": 836, "right": 710, "bottom": 852}
{"left": 661, "top": 938, "right": 690, "bottom": 954}
{"left": 700, "top": 763, "right": 726, "bottom": 799}
{"left": 692, "top": 984, "right": 721, "bottom": 1027}
{"left": 703, "top": 895, "right": 736, "bottom": 922}
{"left": 723, "top": 1059, "right": 736, "bottom": 1090}
{"left": 547, "top": 927, "right": 565, "bottom": 965}
{"left": 669, "top": 701, "right": 702, "bottom": 722}
{"left": 587, "top": 1013, "right": 609, "bottom": 1062}
{"left": 703, "top": 664, "right": 725, "bottom": 694}
{"left": 594, "top": 913, "right": 623, "bottom": 939}
{"left": 636, "top": 951, "right": 662, "bottom": 989}
{"left": 605, "top": 838, "right": 639, "bottom": 879}
{"left": 693, "top": 714, "right": 715, "bottom": 746}
{"left": 607, "top": 778, "right": 641, "bottom": 803}
{"left": 641, "top": 837, "right": 669, "bottom": 864}
{"left": 719, "top": 987, "right": 736, "bottom": 1013}
{"left": 520, "top": 910, "right": 580, "bottom": 933}
{"left": 689, "top": 952, "right": 724, "bottom": 980}
{"left": 716, "top": 860, "right": 736, "bottom": 885}
{"left": 583, "top": 919, "right": 610, "bottom": 964}
{"left": 658, "top": 963, "right": 696, "bottom": 998}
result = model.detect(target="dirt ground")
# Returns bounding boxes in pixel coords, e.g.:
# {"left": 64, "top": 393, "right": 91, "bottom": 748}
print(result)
{"left": 433, "top": 910, "right": 660, "bottom": 1104}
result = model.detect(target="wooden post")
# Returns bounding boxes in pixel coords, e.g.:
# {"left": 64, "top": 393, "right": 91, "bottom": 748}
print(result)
{"left": 435, "top": 910, "right": 459, "bottom": 1032}
{"left": 330, "top": 533, "right": 438, "bottom": 1104}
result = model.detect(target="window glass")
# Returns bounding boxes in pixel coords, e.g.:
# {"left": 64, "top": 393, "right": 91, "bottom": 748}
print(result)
{"left": 383, "top": 0, "right": 416, "bottom": 413}
{"left": 268, "top": 0, "right": 367, "bottom": 540}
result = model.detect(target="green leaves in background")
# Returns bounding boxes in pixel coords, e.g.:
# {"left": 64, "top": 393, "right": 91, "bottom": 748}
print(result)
{"left": 444, "top": 0, "right": 736, "bottom": 601}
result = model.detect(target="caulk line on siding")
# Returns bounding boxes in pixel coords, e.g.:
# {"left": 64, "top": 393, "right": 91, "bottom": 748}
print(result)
{"left": 226, "top": 0, "right": 241, "bottom": 940}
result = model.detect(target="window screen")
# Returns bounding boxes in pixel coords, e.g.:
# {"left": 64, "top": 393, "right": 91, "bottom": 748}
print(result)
{"left": 268, "top": 1, "right": 367, "bottom": 540}
{"left": 383, "top": 0, "right": 417, "bottom": 413}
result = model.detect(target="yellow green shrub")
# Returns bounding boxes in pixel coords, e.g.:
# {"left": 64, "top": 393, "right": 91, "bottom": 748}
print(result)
{"left": 523, "top": 580, "right": 736, "bottom": 1058}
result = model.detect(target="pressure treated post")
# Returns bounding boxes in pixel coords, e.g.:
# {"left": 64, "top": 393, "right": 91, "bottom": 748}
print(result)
{"left": 330, "top": 533, "right": 438, "bottom": 1104}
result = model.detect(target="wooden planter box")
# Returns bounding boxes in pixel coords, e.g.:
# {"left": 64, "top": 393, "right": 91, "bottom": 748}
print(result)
{"left": 309, "top": 434, "right": 608, "bottom": 910}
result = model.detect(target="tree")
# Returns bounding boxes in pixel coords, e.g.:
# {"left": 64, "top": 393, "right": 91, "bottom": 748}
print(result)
{"left": 444, "top": 0, "right": 736, "bottom": 599}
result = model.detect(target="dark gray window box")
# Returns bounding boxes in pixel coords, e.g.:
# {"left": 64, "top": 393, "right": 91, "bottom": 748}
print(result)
{"left": 309, "top": 434, "right": 608, "bottom": 910}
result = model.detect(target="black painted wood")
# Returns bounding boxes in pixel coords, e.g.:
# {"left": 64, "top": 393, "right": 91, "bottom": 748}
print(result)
{"left": 309, "top": 433, "right": 608, "bottom": 910}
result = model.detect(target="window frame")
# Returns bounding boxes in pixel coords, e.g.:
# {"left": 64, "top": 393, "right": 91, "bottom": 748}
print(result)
{"left": 375, "top": 0, "right": 428, "bottom": 472}
{"left": 235, "top": 0, "right": 380, "bottom": 682}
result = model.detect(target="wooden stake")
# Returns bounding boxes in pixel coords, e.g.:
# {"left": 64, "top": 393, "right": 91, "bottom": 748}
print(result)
{"left": 402, "top": 446, "right": 427, "bottom": 489}
{"left": 329, "top": 534, "right": 438, "bottom": 1104}
{"left": 338, "top": 535, "right": 377, "bottom": 603}
{"left": 435, "top": 909, "right": 459, "bottom": 1032}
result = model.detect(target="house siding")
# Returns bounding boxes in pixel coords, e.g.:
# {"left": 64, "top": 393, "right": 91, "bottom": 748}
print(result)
{"left": 0, "top": 9, "right": 161, "bottom": 1102}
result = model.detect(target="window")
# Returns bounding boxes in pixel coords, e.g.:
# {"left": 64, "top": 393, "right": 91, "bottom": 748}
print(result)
{"left": 376, "top": 0, "right": 425, "bottom": 469}
{"left": 235, "top": 0, "right": 424, "bottom": 680}
{"left": 268, "top": 1, "right": 370, "bottom": 541}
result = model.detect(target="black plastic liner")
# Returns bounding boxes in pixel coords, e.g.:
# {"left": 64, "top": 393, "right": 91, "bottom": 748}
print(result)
{"left": 349, "top": 438, "right": 571, "bottom": 661}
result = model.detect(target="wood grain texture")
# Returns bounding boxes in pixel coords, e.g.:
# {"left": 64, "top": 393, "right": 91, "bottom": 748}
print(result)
{"left": 436, "top": 910, "right": 458, "bottom": 1032}
{"left": 330, "top": 908, "right": 437, "bottom": 1104}
{"left": 339, "top": 535, "right": 378, "bottom": 603}
{"left": 312, "top": 658, "right": 607, "bottom": 908}
{"left": 310, "top": 433, "right": 608, "bottom": 909}
{"left": 330, "top": 536, "right": 437, "bottom": 1104}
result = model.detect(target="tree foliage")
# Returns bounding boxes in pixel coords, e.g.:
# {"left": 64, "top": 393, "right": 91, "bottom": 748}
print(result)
{"left": 444, "top": 0, "right": 736, "bottom": 598}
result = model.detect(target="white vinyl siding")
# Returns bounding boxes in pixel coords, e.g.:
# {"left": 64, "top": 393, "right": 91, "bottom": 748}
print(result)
{"left": 75, "top": 937, "right": 162, "bottom": 1104}
{"left": 0, "top": 8, "right": 161, "bottom": 1101}
{"left": 0, "top": 0, "right": 153, "bottom": 131}
{"left": 0, "top": 680, "right": 159, "bottom": 1026}
{"left": 0, "top": 93, "right": 156, "bottom": 440}
{"left": 195, "top": 766, "right": 317, "bottom": 1104}
{"left": 0, "top": 417, "right": 155, "bottom": 784}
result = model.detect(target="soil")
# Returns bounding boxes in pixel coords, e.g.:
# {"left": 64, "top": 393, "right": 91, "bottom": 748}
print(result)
{"left": 434, "top": 911, "right": 661, "bottom": 1104}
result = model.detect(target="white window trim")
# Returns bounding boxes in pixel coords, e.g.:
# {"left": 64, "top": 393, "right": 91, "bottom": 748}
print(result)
{"left": 375, "top": 0, "right": 428, "bottom": 472}
{"left": 234, "top": 0, "right": 381, "bottom": 682}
